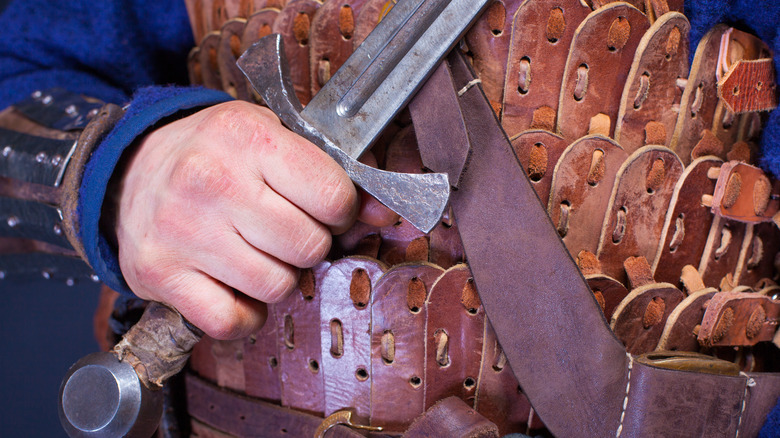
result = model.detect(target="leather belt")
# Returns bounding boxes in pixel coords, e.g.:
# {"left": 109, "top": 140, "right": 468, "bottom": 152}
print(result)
{"left": 185, "top": 373, "right": 366, "bottom": 438}
{"left": 409, "top": 50, "right": 780, "bottom": 438}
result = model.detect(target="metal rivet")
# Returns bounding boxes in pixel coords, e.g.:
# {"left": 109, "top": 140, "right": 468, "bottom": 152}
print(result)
{"left": 36, "top": 152, "right": 47, "bottom": 163}
{"left": 42, "top": 95, "right": 53, "bottom": 105}
{"left": 65, "top": 105, "right": 78, "bottom": 117}
{"left": 31, "top": 90, "right": 42, "bottom": 99}
{"left": 53, "top": 224, "right": 62, "bottom": 235}
{"left": 42, "top": 270, "right": 51, "bottom": 280}
{"left": 66, "top": 277, "right": 75, "bottom": 287}
{"left": 7, "top": 216, "right": 19, "bottom": 227}
{"left": 51, "top": 155, "right": 62, "bottom": 166}
{"left": 90, "top": 274, "right": 100, "bottom": 283}
{"left": 2, "top": 146, "right": 12, "bottom": 157}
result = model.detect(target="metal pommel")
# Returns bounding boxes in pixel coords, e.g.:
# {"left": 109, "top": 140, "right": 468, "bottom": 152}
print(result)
{"left": 58, "top": 351, "right": 163, "bottom": 438}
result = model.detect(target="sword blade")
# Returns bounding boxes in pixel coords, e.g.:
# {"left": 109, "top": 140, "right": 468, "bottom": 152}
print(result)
{"left": 300, "top": 0, "right": 490, "bottom": 159}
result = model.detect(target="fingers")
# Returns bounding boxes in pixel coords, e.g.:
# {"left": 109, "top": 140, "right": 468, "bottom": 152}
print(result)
{"left": 192, "top": 229, "right": 300, "bottom": 304}
{"left": 229, "top": 179, "right": 332, "bottom": 268}
{"left": 239, "top": 106, "right": 360, "bottom": 231}
{"left": 356, "top": 190, "right": 400, "bottom": 228}
{"left": 163, "top": 271, "right": 269, "bottom": 340}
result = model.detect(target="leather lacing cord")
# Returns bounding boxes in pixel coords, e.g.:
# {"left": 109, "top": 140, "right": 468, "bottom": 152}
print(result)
{"left": 615, "top": 352, "right": 634, "bottom": 437}
{"left": 735, "top": 372, "right": 757, "bottom": 438}
{"left": 458, "top": 79, "right": 482, "bottom": 97}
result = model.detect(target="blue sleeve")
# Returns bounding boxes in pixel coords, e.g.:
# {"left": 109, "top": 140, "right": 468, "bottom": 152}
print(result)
{"left": 0, "top": 0, "right": 194, "bottom": 107}
{"left": 79, "top": 86, "right": 234, "bottom": 296}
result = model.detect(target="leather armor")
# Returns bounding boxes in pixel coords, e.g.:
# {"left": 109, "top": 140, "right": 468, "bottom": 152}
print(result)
{"left": 93, "top": 0, "right": 780, "bottom": 436}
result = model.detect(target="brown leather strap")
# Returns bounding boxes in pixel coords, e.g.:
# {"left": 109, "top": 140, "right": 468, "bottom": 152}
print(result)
{"left": 369, "top": 263, "right": 444, "bottom": 432}
{"left": 501, "top": 0, "right": 591, "bottom": 137}
{"left": 509, "top": 129, "right": 568, "bottom": 205}
{"left": 403, "top": 397, "right": 499, "bottom": 438}
{"left": 652, "top": 156, "right": 722, "bottom": 287}
{"left": 557, "top": 3, "right": 650, "bottom": 141}
{"left": 719, "top": 59, "right": 779, "bottom": 114}
{"left": 547, "top": 135, "right": 627, "bottom": 257}
{"left": 319, "top": 256, "right": 386, "bottom": 423}
{"left": 410, "top": 50, "right": 780, "bottom": 438}
{"left": 613, "top": 12, "right": 690, "bottom": 154}
{"left": 185, "top": 373, "right": 365, "bottom": 438}
{"left": 274, "top": 262, "right": 331, "bottom": 415}
{"left": 596, "top": 146, "right": 684, "bottom": 285}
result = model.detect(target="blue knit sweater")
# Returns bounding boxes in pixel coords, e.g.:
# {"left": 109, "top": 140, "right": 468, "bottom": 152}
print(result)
{"left": 0, "top": 0, "right": 778, "bottom": 434}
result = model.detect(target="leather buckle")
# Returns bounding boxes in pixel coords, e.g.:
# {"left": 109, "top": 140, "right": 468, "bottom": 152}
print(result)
{"left": 314, "top": 410, "right": 383, "bottom": 438}
{"left": 636, "top": 351, "right": 741, "bottom": 376}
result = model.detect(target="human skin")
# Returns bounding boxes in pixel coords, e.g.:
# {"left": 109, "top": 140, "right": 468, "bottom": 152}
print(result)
{"left": 114, "top": 101, "right": 396, "bottom": 339}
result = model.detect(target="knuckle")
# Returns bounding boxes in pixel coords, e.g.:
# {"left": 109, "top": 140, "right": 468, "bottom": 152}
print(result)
{"left": 201, "top": 311, "right": 246, "bottom": 340}
{"left": 318, "top": 169, "right": 357, "bottom": 223}
{"left": 295, "top": 227, "right": 331, "bottom": 267}
{"left": 260, "top": 266, "right": 299, "bottom": 303}
{"left": 169, "top": 150, "right": 238, "bottom": 201}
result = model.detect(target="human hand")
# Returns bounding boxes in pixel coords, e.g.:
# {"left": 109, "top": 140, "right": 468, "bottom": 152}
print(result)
{"left": 113, "top": 101, "right": 395, "bottom": 339}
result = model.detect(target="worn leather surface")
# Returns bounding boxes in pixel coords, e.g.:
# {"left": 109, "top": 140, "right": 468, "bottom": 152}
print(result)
{"left": 509, "top": 129, "right": 568, "bottom": 205}
{"left": 699, "top": 216, "right": 748, "bottom": 288}
{"left": 586, "top": 273, "right": 630, "bottom": 320}
{"left": 710, "top": 30, "right": 770, "bottom": 151}
{"left": 656, "top": 287, "right": 718, "bottom": 351}
{"left": 308, "top": 0, "right": 367, "bottom": 96}
{"left": 198, "top": 32, "right": 224, "bottom": 90}
{"left": 269, "top": 0, "right": 320, "bottom": 105}
{"left": 474, "top": 323, "right": 534, "bottom": 435}
{"left": 719, "top": 59, "right": 778, "bottom": 114}
{"left": 403, "top": 396, "right": 499, "bottom": 438}
{"left": 423, "top": 265, "right": 485, "bottom": 412}
{"left": 319, "top": 256, "right": 386, "bottom": 422}
{"left": 711, "top": 161, "right": 780, "bottom": 224}
{"left": 501, "top": 0, "right": 590, "bottom": 137}
{"left": 652, "top": 157, "right": 722, "bottom": 287}
{"left": 597, "top": 146, "right": 684, "bottom": 285}
{"left": 186, "top": 373, "right": 365, "bottom": 438}
{"left": 412, "top": 50, "right": 780, "bottom": 438}
{"left": 414, "top": 50, "right": 630, "bottom": 437}
{"left": 699, "top": 291, "right": 780, "bottom": 347}
{"left": 670, "top": 25, "right": 727, "bottom": 164}
{"left": 243, "top": 301, "right": 281, "bottom": 402}
{"left": 610, "top": 282, "right": 686, "bottom": 354}
{"left": 218, "top": 19, "right": 252, "bottom": 100}
{"left": 369, "top": 263, "right": 444, "bottom": 431}
{"left": 557, "top": 3, "right": 650, "bottom": 141}
{"left": 547, "top": 135, "right": 627, "bottom": 257}
{"left": 614, "top": 12, "right": 690, "bottom": 154}
{"left": 737, "top": 222, "right": 780, "bottom": 288}
{"left": 464, "top": 0, "right": 525, "bottom": 117}
{"left": 274, "top": 262, "right": 330, "bottom": 415}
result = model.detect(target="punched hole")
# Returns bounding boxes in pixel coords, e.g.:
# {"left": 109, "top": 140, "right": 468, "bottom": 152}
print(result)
{"left": 409, "top": 376, "right": 422, "bottom": 388}
{"left": 464, "top": 377, "right": 477, "bottom": 390}
{"left": 269, "top": 356, "right": 278, "bottom": 368}
{"left": 240, "top": 415, "right": 246, "bottom": 421}
{"left": 308, "top": 359, "right": 320, "bottom": 373}
{"left": 356, "top": 367, "right": 369, "bottom": 381}
{"left": 330, "top": 319, "right": 344, "bottom": 358}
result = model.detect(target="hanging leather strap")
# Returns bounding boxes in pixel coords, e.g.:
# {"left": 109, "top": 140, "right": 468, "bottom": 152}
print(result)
{"left": 409, "top": 50, "right": 780, "bottom": 438}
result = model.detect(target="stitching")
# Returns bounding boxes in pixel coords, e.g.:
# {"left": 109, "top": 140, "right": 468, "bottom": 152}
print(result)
{"left": 735, "top": 372, "right": 757, "bottom": 438}
{"left": 457, "top": 79, "right": 482, "bottom": 97}
{"left": 616, "top": 353, "right": 634, "bottom": 437}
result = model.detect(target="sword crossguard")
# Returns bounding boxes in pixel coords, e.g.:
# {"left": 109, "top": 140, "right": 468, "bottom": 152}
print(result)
{"left": 237, "top": 35, "right": 450, "bottom": 234}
